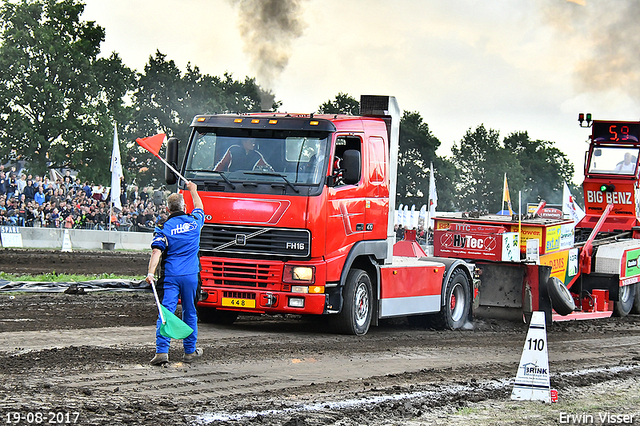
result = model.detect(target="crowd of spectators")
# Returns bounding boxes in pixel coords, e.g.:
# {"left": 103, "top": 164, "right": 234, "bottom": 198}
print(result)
{"left": 0, "top": 164, "right": 168, "bottom": 232}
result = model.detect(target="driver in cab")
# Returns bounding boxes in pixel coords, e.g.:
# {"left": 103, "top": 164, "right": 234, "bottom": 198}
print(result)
{"left": 213, "top": 139, "right": 272, "bottom": 172}
{"left": 614, "top": 152, "right": 637, "bottom": 173}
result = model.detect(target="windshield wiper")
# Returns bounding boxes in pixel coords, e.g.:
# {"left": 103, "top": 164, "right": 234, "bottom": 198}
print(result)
{"left": 185, "top": 169, "right": 236, "bottom": 189}
{"left": 243, "top": 171, "right": 300, "bottom": 193}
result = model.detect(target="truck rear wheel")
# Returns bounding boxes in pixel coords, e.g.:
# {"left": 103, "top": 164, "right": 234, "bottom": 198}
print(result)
{"left": 631, "top": 284, "right": 640, "bottom": 315}
{"left": 334, "top": 268, "right": 372, "bottom": 335}
{"left": 430, "top": 268, "right": 471, "bottom": 330}
{"left": 197, "top": 306, "right": 239, "bottom": 325}
{"left": 614, "top": 284, "right": 636, "bottom": 317}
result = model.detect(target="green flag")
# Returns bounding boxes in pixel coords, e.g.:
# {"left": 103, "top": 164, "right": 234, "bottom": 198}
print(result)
{"left": 150, "top": 279, "right": 194, "bottom": 340}
{"left": 159, "top": 304, "right": 194, "bottom": 340}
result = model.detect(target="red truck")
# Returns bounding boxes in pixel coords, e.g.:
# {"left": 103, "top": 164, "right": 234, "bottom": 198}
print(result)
{"left": 164, "top": 95, "right": 474, "bottom": 335}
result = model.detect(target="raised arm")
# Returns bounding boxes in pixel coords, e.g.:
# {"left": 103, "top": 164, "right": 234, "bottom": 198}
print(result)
{"left": 186, "top": 181, "right": 203, "bottom": 211}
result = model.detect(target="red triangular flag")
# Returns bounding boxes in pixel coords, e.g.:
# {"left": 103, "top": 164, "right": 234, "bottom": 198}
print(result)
{"left": 136, "top": 133, "right": 166, "bottom": 158}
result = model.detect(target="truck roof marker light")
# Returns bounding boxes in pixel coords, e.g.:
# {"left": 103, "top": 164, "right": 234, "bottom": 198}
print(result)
{"left": 251, "top": 119, "right": 260, "bottom": 124}
{"left": 197, "top": 117, "right": 206, "bottom": 122}
{"left": 269, "top": 119, "right": 278, "bottom": 124}
{"left": 234, "top": 118, "right": 243, "bottom": 123}
{"left": 310, "top": 121, "right": 319, "bottom": 126}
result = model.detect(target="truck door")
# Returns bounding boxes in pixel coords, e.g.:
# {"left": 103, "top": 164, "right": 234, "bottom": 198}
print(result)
{"left": 326, "top": 135, "right": 366, "bottom": 262}
{"left": 364, "top": 135, "right": 389, "bottom": 242}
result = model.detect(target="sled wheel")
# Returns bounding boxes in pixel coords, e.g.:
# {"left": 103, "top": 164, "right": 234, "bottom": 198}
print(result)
{"left": 548, "top": 277, "right": 576, "bottom": 316}
{"left": 614, "top": 284, "right": 636, "bottom": 317}
{"left": 631, "top": 284, "right": 640, "bottom": 315}
{"left": 334, "top": 268, "right": 372, "bottom": 335}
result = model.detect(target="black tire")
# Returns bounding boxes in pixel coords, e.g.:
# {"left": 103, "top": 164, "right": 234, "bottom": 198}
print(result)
{"left": 334, "top": 268, "right": 373, "bottom": 335}
{"left": 548, "top": 277, "right": 576, "bottom": 316}
{"left": 614, "top": 284, "right": 636, "bottom": 317}
{"left": 197, "top": 306, "right": 239, "bottom": 325}
{"left": 631, "top": 284, "right": 640, "bottom": 315}
{"left": 430, "top": 268, "right": 471, "bottom": 330}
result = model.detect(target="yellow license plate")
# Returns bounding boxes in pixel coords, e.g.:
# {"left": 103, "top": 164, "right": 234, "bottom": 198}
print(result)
{"left": 222, "top": 298, "right": 256, "bottom": 308}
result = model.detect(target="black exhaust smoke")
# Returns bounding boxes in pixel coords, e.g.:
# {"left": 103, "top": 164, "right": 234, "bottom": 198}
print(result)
{"left": 231, "top": 0, "right": 307, "bottom": 110}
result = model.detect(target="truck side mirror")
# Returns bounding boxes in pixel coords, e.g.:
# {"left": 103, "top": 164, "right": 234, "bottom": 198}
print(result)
{"left": 342, "top": 149, "right": 361, "bottom": 185}
{"left": 165, "top": 137, "right": 178, "bottom": 185}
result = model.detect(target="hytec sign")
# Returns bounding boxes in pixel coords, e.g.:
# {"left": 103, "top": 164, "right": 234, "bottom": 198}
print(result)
{"left": 434, "top": 223, "right": 519, "bottom": 262}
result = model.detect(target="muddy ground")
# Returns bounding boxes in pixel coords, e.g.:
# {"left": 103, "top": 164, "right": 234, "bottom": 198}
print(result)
{"left": 1, "top": 249, "right": 640, "bottom": 425}
{"left": 0, "top": 248, "right": 149, "bottom": 276}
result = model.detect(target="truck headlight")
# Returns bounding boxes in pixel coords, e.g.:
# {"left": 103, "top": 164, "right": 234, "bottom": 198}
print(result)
{"left": 283, "top": 265, "right": 315, "bottom": 283}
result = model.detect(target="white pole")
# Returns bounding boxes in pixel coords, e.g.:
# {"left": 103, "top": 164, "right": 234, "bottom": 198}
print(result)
{"left": 502, "top": 173, "right": 506, "bottom": 213}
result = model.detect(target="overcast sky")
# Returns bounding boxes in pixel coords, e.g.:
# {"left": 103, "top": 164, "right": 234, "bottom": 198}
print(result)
{"left": 81, "top": 0, "right": 640, "bottom": 184}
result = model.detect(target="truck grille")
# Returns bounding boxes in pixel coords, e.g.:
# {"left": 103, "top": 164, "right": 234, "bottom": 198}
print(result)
{"left": 201, "top": 259, "right": 281, "bottom": 288}
{"left": 200, "top": 224, "right": 311, "bottom": 258}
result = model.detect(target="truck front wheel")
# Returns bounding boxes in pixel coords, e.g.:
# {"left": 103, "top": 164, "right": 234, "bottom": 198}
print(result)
{"left": 614, "top": 284, "right": 636, "bottom": 317}
{"left": 334, "top": 268, "right": 372, "bottom": 335}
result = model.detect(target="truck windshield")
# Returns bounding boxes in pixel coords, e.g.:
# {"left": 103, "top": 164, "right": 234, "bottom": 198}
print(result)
{"left": 184, "top": 129, "right": 329, "bottom": 186}
{"left": 588, "top": 146, "right": 639, "bottom": 175}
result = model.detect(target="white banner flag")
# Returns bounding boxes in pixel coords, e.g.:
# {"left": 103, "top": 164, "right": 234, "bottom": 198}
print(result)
{"left": 562, "top": 182, "right": 585, "bottom": 225}
{"left": 110, "top": 123, "right": 124, "bottom": 211}
{"left": 427, "top": 163, "right": 438, "bottom": 228}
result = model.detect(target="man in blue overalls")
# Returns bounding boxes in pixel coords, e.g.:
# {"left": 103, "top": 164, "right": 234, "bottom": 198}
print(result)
{"left": 146, "top": 181, "right": 204, "bottom": 365}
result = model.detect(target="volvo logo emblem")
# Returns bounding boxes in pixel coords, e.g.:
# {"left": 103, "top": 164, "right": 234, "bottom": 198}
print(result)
{"left": 235, "top": 234, "right": 247, "bottom": 246}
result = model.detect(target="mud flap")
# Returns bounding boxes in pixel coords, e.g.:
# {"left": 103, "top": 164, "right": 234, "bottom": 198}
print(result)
{"left": 475, "top": 261, "right": 552, "bottom": 324}
{"left": 530, "top": 265, "right": 552, "bottom": 325}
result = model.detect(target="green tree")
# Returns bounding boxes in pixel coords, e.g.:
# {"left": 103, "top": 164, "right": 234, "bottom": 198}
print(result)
{"left": 127, "top": 51, "right": 270, "bottom": 187}
{"left": 450, "top": 125, "right": 523, "bottom": 212}
{"left": 397, "top": 111, "right": 457, "bottom": 210}
{"left": 318, "top": 92, "right": 360, "bottom": 115}
{"left": 0, "top": 0, "right": 133, "bottom": 182}
{"left": 503, "top": 131, "right": 575, "bottom": 207}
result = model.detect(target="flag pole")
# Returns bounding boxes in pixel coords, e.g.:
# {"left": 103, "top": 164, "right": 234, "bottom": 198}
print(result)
{"left": 518, "top": 190, "right": 522, "bottom": 242}
{"left": 160, "top": 156, "right": 188, "bottom": 184}
{"left": 502, "top": 173, "right": 506, "bottom": 214}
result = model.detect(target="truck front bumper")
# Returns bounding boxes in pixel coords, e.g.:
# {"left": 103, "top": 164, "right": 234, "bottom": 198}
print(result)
{"left": 198, "top": 287, "right": 328, "bottom": 315}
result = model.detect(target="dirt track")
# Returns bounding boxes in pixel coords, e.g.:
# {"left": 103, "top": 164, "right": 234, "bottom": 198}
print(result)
{"left": 0, "top": 248, "right": 149, "bottom": 276}
{"left": 1, "top": 250, "right": 640, "bottom": 425}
